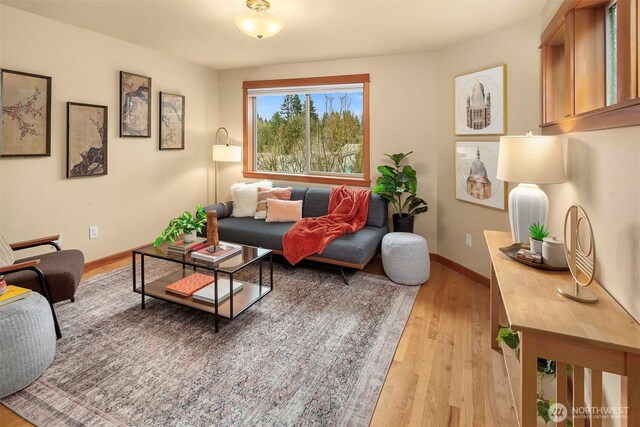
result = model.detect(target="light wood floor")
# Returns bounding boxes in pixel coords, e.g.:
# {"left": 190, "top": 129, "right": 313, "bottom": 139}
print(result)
{"left": 1, "top": 258, "right": 517, "bottom": 427}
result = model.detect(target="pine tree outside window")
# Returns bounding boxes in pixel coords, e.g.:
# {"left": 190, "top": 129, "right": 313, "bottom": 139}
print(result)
{"left": 242, "top": 75, "right": 370, "bottom": 186}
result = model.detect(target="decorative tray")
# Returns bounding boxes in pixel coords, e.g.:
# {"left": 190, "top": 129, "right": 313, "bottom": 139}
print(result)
{"left": 499, "top": 243, "right": 569, "bottom": 271}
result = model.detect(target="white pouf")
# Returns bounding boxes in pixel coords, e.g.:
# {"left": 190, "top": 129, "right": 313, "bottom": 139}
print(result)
{"left": 382, "top": 232, "right": 430, "bottom": 286}
{"left": 0, "top": 292, "right": 56, "bottom": 398}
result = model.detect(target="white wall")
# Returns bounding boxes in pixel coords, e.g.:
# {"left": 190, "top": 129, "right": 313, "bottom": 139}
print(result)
{"left": 217, "top": 54, "right": 439, "bottom": 252}
{"left": 0, "top": 5, "right": 219, "bottom": 262}
{"left": 434, "top": 15, "right": 541, "bottom": 276}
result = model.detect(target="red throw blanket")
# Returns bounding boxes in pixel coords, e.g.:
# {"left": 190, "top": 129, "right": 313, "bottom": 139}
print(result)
{"left": 282, "top": 185, "right": 371, "bottom": 265}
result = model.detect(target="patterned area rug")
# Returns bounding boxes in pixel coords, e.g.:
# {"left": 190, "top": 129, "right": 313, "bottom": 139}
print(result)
{"left": 2, "top": 258, "right": 418, "bottom": 426}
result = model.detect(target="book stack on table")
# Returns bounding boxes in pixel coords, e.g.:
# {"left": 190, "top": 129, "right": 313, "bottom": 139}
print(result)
{"left": 190, "top": 242, "right": 242, "bottom": 263}
{"left": 164, "top": 272, "right": 244, "bottom": 303}
{"left": 167, "top": 237, "right": 207, "bottom": 255}
{"left": 165, "top": 273, "right": 213, "bottom": 297}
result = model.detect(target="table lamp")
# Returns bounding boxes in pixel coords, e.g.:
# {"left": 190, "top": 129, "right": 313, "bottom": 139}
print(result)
{"left": 496, "top": 132, "right": 566, "bottom": 243}
{"left": 212, "top": 127, "right": 242, "bottom": 203}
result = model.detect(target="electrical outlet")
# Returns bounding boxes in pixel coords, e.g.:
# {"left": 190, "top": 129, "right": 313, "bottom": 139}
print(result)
{"left": 89, "top": 225, "right": 99, "bottom": 240}
{"left": 465, "top": 233, "right": 472, "bottom": 247}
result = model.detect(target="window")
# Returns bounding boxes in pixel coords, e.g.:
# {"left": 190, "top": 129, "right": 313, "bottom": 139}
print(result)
{"left": 243, "top": 75, "right": 370, "bottom": 186}
{"left": 605, "top": 0, "right": 618, "bottom": 105}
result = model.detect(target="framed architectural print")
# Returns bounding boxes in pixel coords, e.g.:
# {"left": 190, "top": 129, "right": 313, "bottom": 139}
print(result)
{"left": 67, "top": 102, "right": 108, "bottom": 178}
{"left": 455, "top": 141, "right": 506, "bottom": 210}
{"left": 120, "top": 71, "right": 151, "bottom": 137}
{"left": 159, "top": 92, "right": 185, "bottom": 150}
{"left": 454, "top": 64, "right": 506, "bottom": 135}
{"left": 0, "top": 69, "right": 51, "bottom": 157}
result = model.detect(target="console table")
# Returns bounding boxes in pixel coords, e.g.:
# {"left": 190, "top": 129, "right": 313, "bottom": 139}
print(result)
{"left": 485, "top": 230, "right": 640, "bottom": 427}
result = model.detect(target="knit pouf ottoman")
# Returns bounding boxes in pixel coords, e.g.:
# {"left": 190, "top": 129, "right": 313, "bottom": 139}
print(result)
{"left": 0, "top": 292, "right": 56, "bottom": 398}
{"left": 382, "top": 232, "right": 430, "bottom": 285}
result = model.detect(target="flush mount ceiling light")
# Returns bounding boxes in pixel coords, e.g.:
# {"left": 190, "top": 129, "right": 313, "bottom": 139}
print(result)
{"left": 234, "top": 0, "right": 283, "bottom": 39}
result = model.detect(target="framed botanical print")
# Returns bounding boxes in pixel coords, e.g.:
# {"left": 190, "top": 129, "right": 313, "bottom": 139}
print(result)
{"left": 120, "top": 71, "right": 151, "bottom": 137}
{"left": 455, "top": 141, "right": 506, "bottom": 210}
{"left": 0, "top": 69, "right": 51, "bottom": 157}
{"left": 159, "top": 92, "right": 185, "bottom": 150}
{"left": 67, "top": 102, "right": 108, "bottom": 178}
{"left": 454, "top": 64, "right": 506, "bottom": 135}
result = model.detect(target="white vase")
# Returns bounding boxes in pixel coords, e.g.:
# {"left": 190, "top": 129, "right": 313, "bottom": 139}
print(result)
{"left": 183, "top": 231, "right": 196, "bottom": 243}
{"left": 530, "top": 238, "right": 543, "bottom": 255}
{"left": 508, "top": 183, "right": 549, "bottom": 244}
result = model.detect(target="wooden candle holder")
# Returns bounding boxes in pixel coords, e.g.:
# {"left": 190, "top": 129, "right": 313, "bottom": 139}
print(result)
{"left": 206, "top": 210, "right": 220, "bottom": 248}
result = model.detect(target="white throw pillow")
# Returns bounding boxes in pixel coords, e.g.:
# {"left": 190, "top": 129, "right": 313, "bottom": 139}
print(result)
{"left": 230, "top": 180, "right": 272, "bottom": 217}
{"left": 0, "top": 234, "right": 16, "bottom": 267}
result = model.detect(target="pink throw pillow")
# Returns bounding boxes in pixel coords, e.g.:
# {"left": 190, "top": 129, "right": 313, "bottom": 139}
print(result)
{"left": 254, "top": 187, "right": 293, "bottom": 219}
{"left": 265, "top": 199, "right": 303, "bottom": 223}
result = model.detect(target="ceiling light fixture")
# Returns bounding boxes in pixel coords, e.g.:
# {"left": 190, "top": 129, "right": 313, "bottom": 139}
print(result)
{"left": 234, "top": 0, "right": 283, "bottom": 39}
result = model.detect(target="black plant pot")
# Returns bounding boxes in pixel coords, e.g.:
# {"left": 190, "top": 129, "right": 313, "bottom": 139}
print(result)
{"left": 392, "top": 213, "right": 414, "bottom": 233}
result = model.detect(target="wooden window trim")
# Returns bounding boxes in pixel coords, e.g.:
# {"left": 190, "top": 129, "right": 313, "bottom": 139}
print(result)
{"left": 242, "top": 74, "right": 371, "bottom": 187}
{"left": 540, "top": 0, "right": 640, "bottom": 134}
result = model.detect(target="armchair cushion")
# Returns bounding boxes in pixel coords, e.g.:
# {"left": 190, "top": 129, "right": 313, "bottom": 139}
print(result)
{"left": 6, "top": 250, "right": 84, "bottom": 303}
{"left": 0, "top": 234, "right": 16, "bottom": 267}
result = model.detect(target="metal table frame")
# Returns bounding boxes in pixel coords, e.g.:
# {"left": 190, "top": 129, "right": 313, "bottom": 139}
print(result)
{"left": 132, "top": 245, "right": 273, "bottom": 333}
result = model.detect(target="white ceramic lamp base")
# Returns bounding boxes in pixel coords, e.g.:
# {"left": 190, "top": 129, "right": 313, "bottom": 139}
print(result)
{"left": 508, "top": 183, "right": 548, "bottom": 243}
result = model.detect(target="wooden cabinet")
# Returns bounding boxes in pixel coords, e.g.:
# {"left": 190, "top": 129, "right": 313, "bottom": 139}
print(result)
{"left": 485, "top": 230, "right": 640, "bottom": 427}
{"left": 540, "top": 0, "right": 640, "bottom": 134}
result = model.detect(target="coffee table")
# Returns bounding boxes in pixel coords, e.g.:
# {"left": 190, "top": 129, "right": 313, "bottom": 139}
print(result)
{"left": 132, "top": 242, "right": 273, "bottom": 332}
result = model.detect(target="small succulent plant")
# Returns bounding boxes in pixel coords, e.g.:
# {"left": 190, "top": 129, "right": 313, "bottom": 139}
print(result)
{"left": 529, "top": 222, "right": 550, "bottom": 241}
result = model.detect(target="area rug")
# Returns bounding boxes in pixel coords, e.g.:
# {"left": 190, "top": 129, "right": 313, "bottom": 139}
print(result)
{"left": 2, "top": 258, "right": 419, "bottom": 426}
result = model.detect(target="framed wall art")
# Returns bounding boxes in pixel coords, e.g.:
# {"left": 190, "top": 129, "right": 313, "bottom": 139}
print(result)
{"left": 120, "top": 71, "right": 151, "bottom": 137}
{"left": 455, "top": 141, "right": 506, "bottom": 210}
{"left": 454, "top": 64, "right": 506, "bottom": 135}
{"left": 0, "top": 69, "right": 51, "bottom": 157}
{"left": 159, "top": 92, "right": 185, "bottom": 150}
{"left": 67, "top": 102, "right": 108, "bottom": 178}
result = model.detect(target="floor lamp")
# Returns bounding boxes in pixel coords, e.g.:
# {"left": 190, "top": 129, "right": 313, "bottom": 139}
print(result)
{"left": 212, "top": 127, "right": 242, "bottom": 203}
{"left": 496, "top": 132, "right": 566, "bottom": 244}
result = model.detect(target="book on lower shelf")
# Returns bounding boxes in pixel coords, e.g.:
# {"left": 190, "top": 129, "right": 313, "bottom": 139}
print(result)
{"left": 165, "top": 273, "right": 214, "bottom": 297}
{"left": 0, "top": 285, "right": 32, "bottom": 307}
{"left": 190, "top": 242, "right": 242, "bottom": 263}
{"left": 192, "top": 279, "right": 244, "bottom": 304}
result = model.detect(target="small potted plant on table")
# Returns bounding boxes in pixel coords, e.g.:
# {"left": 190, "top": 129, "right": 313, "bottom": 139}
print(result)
{"left": 154, "top": 205, "right": 206, "bottom": 247}
{"left": 373, "top": 151, "right": 428, "bottom": 233}
{"left": 529, "top": 222, "right": 549, "bottom": 255}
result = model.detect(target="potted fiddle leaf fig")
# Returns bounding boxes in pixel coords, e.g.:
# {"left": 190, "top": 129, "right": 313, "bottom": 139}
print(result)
{"left": 154, "top": 205, "right": 206, "bottom": 247}
{"left": 373, "top": 151, "right": 428, "bottom": 233}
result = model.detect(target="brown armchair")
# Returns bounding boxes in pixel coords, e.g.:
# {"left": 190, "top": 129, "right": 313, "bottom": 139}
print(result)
{"left": 1, "top": 235, "right": 85, "bottom": 339}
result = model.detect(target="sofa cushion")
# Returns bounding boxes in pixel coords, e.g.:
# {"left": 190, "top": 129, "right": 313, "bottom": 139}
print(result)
{"left": 265, "top": 199, "right": 302, "bottom": 223}
{"left": 290, "top": 187, "right": 309, "bottom": 202}
{"left": 301, "top": 188, "right": 388, "bottom": 228}
{"left": 319, "top": 225, "right": 387, "bottom": 266}
{"left": 366, "top": 194, "right": 388, "bottom": 228}
{"left": 302, "top": 188, "right": 330, "bottom": 218}
{"left": 203, "top": 202, "right": 233, "bottom": 219}
{"left": 217, "top": 218, "right": 293, "bottom": 250}
{"left": 255, "top": 187, "right": 293, "bottom": 219}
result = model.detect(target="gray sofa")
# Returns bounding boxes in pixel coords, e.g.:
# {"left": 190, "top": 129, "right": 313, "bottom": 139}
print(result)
{"left": 202, "top": 187, "right": 388, "bottom": 269}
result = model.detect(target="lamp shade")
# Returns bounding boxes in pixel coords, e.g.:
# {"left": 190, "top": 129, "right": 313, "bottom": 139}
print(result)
{"left": 234, "top": 11, "right": 283, "bottom": 39}
{"left": 212, "top": 145, "right": 242, "bottom": 162}
{"left": 496, "top": 134, "right": 566, "bottom": 184}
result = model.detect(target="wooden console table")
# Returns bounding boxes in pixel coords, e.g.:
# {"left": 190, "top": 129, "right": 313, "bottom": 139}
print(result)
{"left": 485, "top": 230, "right": 640, "bottom": 427}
